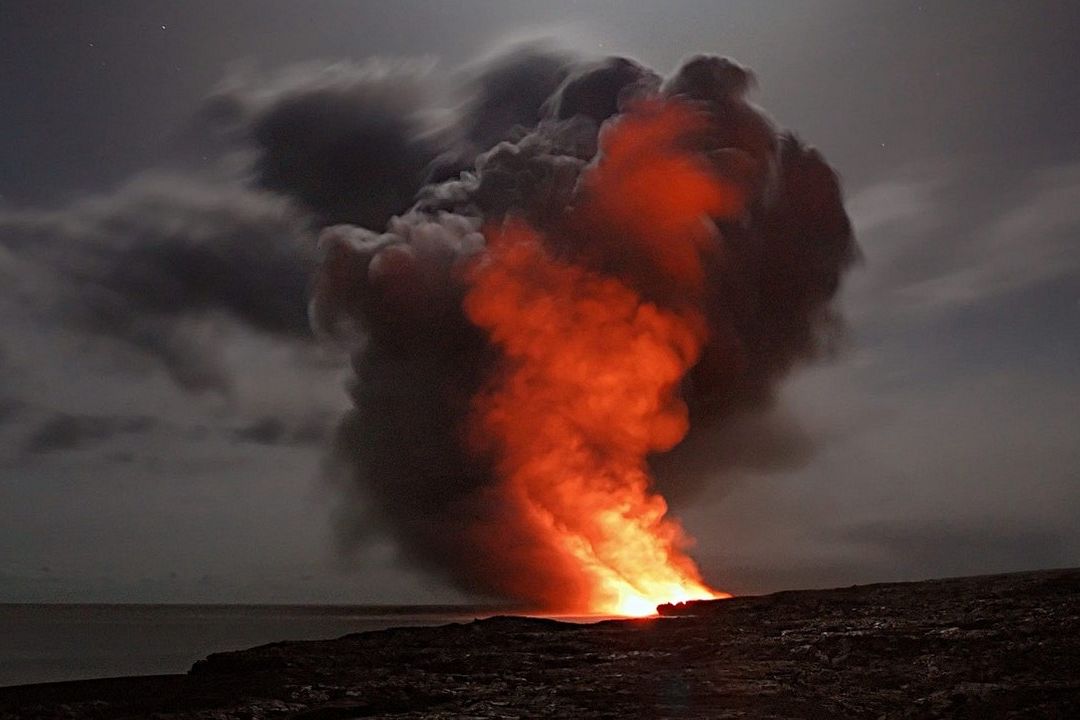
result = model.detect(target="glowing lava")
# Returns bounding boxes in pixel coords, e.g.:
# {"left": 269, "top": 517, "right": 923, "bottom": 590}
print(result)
{"left": 464, "top": 101, "right": 741, "bottom": 615}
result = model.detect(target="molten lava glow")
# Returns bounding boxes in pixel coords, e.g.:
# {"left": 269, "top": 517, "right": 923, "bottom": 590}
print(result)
{"left": 464, "top": 100, "right": 740, "bottom": 615}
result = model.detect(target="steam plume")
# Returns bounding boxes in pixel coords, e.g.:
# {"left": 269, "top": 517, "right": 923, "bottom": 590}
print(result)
{"left": 314, "top": 50, "right": 856, "bottom": 612}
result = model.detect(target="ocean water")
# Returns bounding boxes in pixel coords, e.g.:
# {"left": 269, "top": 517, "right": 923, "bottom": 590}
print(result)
{"left": 0, "top": 603, "right": 507, "bottom": 687}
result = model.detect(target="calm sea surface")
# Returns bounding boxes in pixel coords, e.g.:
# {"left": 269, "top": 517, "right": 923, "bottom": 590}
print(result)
{"left": 0, "top": 604, "right": 512, "bottom": 687}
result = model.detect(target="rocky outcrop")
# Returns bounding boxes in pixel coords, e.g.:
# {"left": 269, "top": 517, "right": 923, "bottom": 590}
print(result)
{"left": 2, "top": 568, "right": 1078, "bottom": 718}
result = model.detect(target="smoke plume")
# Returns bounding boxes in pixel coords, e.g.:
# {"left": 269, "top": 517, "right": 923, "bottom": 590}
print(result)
{"left": 313, "top": 49, "right": 856, "bottom": 612}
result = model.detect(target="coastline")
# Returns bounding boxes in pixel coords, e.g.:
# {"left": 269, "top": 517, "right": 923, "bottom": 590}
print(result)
{"left": 2, "top": 568, "right": 1078, "bottom": 719}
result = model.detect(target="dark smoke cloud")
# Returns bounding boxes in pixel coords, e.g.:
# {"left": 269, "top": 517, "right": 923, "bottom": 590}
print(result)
{"left": 205, "top": 60, "right": 441, "bottom": 228}
{"left": 1, "top": 44, "right": 854, "bottom": 604}
{"left": 0, "top": 175, "right": 315, "bottom": 393}
{"left": 314, "top": 52, "right": 857, "bottom": 602}
{"left": 3, "top": 53, "right": 539, "bottom": 405}
{"left": 545, "top": 55, "right": 661, "bottom": 124}
{"left": 651, "top": 409, "right": 818, "bottom": 505}
{"left": 4, "top": 58, "right": 463, "bottom": 397}
{"left": 0, "top": 47, "right": 594, "bottom": 403}
{"left": 24, "top": 412, "right": 156, "bottom": 455}
{"left": 417, "top": 49, "right": 658, "bottom": 223}
{"left": 424, "top": 43, "right": 575, "bottom": 186}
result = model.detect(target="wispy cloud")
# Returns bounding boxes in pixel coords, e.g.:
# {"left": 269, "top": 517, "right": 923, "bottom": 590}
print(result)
{"left": 23, "top": 413, "right": 157, "bottom": 455}
{"left": 849, "top": 161, "right": 1080, "bottom": 316}
{"left": 899, "top": 163, "right": 1080, "bottom": 308}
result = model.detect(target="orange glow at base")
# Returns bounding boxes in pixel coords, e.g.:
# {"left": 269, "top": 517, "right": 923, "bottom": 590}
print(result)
{"left": 465, "top": 100, "right": 742, "bottom": 615}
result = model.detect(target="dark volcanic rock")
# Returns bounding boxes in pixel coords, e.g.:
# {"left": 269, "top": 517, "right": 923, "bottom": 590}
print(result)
{"left": 2, "top": 569, "right": 1079, "bottom": 719}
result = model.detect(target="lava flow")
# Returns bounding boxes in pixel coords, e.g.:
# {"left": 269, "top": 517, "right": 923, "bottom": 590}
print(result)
{"left": 464, "top": 101, "right": 739, "bottom": 615}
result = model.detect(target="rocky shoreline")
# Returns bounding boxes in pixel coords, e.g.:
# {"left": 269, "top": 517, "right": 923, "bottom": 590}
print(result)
{"left": 2, "top": 568, "right": 1078, "bottom": 719}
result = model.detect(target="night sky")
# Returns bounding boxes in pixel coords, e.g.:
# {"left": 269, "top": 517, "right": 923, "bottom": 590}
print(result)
{"left": 1, "top": 0, "right": 1078, "bottom": 603}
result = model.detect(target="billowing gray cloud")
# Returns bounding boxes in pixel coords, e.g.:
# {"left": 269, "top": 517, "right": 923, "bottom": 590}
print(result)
{"left": 0, "top": 175, "right": 316, "bottom": 393}
{"left": 316, "top": 52, "right": 856, "bottom": 608}
{"left": 425, "top": 42, "right": 576, "bottom": 185}
{"left": 205, "top": 60, "right": 441, "bottom": 228}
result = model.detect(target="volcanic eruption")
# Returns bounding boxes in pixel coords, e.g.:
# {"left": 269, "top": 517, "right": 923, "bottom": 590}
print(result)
{"left": 311, "top": 51, "right": 856, "bottom": 615}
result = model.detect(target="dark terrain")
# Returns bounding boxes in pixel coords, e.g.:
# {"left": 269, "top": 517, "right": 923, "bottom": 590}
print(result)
{"left": 2, "top": 568, "right": 1078, "bottom": 719}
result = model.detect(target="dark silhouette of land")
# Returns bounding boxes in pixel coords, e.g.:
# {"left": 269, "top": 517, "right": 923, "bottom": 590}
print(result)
{"left": 2, "top": 568, "right": 1078, "bottom": 718}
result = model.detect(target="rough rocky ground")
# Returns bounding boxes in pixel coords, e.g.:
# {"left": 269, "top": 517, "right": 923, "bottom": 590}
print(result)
{"left": 2, "top": 568, "right": 1078, "bottom": 719}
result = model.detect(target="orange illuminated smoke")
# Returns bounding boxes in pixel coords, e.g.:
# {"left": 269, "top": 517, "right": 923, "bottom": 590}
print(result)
{"left": 464, "top": 100, "right": 740, "bottom": 615}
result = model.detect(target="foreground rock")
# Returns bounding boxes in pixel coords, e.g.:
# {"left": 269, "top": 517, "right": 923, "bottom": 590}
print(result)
{"left": 2, "top": 568, "right": 1078, "bottom": 719}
